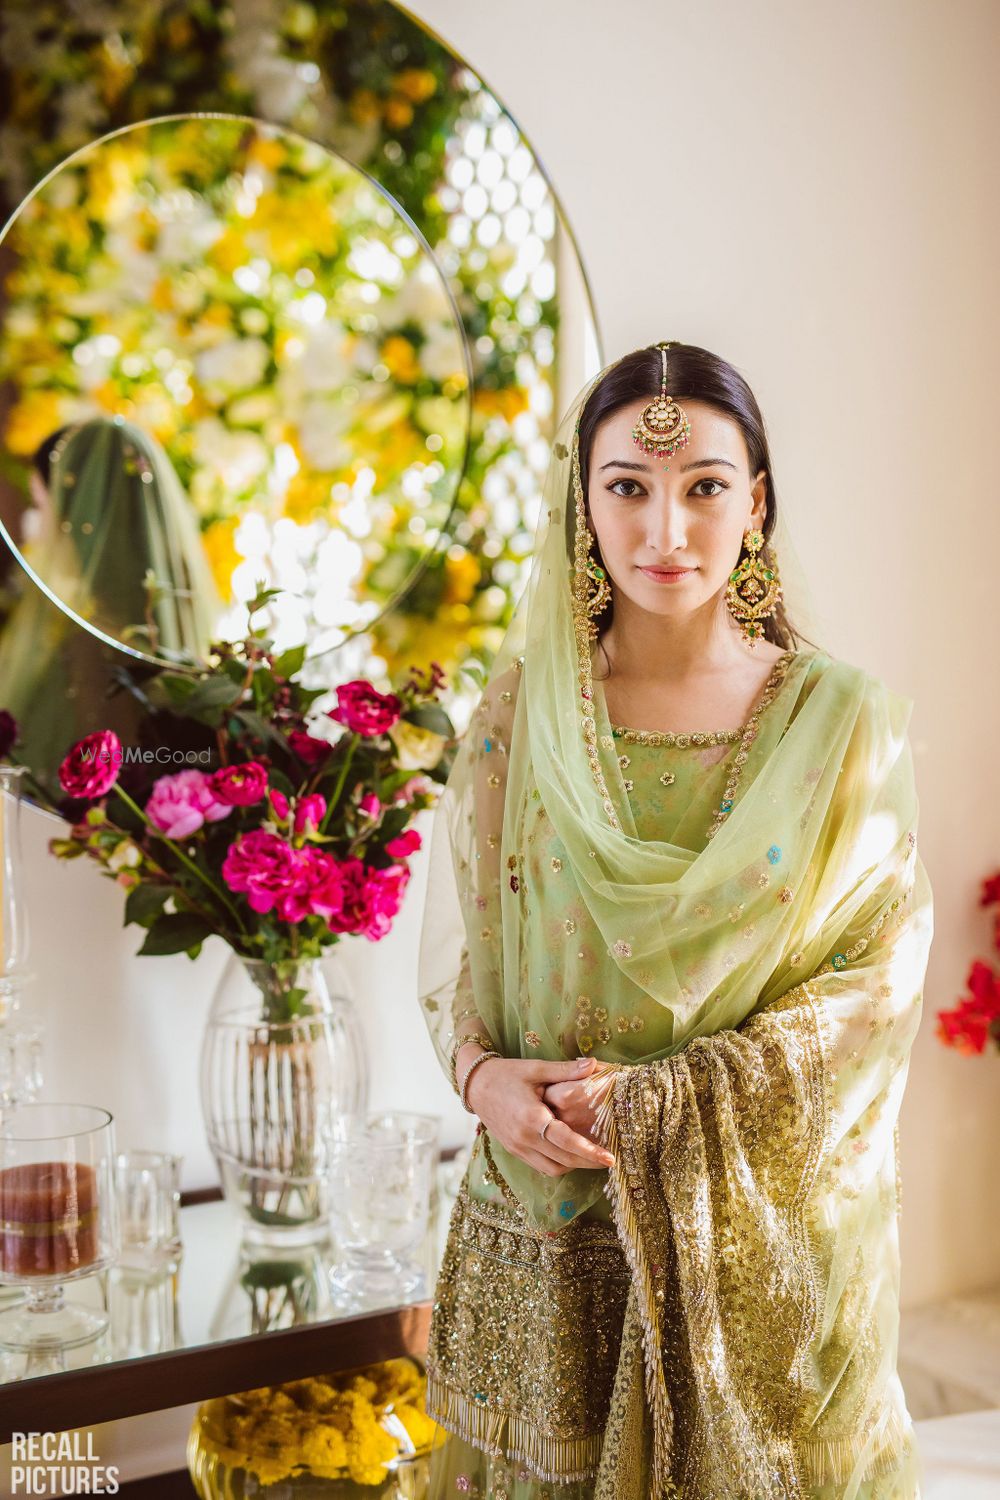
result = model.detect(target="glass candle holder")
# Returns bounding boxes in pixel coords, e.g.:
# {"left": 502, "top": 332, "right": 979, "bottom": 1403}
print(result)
{"left": 325, "top": 1111, "right": 439, "bottom": 1311}
{"left": 0, "top": 1103, "right": 118, "bottom": 1352}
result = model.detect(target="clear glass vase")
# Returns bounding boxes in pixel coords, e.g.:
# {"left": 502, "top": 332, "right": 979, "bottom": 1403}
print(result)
{"left": 199, "top": 955, "right": 367, "bottom": 1247}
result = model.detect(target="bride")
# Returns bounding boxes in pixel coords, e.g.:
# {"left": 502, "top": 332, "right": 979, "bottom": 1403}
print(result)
{"left": 418, "top": 341, "right": 932, "bottom": 1498}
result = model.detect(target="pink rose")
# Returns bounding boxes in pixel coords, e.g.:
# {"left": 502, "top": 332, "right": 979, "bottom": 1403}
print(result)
{"left": 327, "top": 860, "right": 410, "bottom": 941}
{"left": 58, "top": 731, "right": 122, "bottom": 799}
{"left": 222, "top": 829, "right": 304, "bottom": 917}
{"left": 294, "top": 793, "right": 326, "bottom": 835}
{"left": 296, "top": 848, "right": 347, "bottom": 923}
{"left": 386, "top": 829, "right": 421, "bottom": 858}
{"left": 328, "top": 681, "right": 402, "bottom": 737}
{"left": 269, "top": 789, "right": 290, "bottom": 821}
{"left": 358, "top": 792, "right": 381, "bottom": 820}
{"left": 209, "top": 761, "right": 269, "bottom": 807}
{"left": 288, "top": 729, "right": 333, "bottom": 765}
{"left": 393, "top": 775, "right": 432, "bottom": 805}
{"left": 147, "top": 769, "right": 232, "bottom": 839}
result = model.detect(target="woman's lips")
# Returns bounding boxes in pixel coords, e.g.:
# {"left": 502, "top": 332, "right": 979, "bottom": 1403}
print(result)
{"left": 638, "top": 566, "right": 695, "bottom": 582}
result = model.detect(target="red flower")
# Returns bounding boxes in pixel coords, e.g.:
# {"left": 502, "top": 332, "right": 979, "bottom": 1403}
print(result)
{"left": 936, "top": 959, "right": 1000, "bottom": 1056}
{"left": 58, "top": 731, "right": 122, "bottom": 799}
{"left": 328, "top": 681, "right": 403, "bottom": 737}
{"left": 210, "top": 761, "right": 269, "bottom": 807}
{"left": 288, "top": 729, "right": 333, "bottom": 765}
{"left": 324, "top": 858, "right": 410, "bottom": 940}
{"left": 294, "top": 793, "right": 326, "bottom": 836}
{"left": 980, "top": 871, "right": 1000, "bottom": 907}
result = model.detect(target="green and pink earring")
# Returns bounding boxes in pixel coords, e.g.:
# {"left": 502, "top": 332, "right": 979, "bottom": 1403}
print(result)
{"left": 725, "top": 529, "right": 782, "bottom": 648}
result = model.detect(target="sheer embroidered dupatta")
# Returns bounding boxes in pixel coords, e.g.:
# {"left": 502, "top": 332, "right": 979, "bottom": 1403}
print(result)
{"left": 591, "top": 720, "right": 932, "bottom": 1499}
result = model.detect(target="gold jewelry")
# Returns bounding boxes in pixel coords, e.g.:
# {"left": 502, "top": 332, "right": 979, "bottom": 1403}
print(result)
{"left": 725, "top": 528, "right": 782, "bottom": 648}
{"left": 449, "top": 1030, "right": 496, "bottom": 1093}
{"left": 571, "top": 429, "right": 621, "bottom": 831}
{"left": 459, "top": 1047, "right": 501, "bottom": 1113}
{"left": 631, "top": 342, "right": 691, "bottom": 459}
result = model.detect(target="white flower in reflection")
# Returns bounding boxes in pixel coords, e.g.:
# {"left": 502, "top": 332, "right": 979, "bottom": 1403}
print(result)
{"left": 294, "top": 320, "right": 352, "bottom": 394}
{"left": 195, "top": 336, "right": 269, "bottom": 392}
{"left": 192, "top": 419, "right": 269, "bottom": 489}
{"left": 296, "top": 400, "right": 354, "bottom": 470}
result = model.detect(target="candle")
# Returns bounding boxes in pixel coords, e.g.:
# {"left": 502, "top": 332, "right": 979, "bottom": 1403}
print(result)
{"left": 0, "top": 1161, "right": 99, "bottom": 1277}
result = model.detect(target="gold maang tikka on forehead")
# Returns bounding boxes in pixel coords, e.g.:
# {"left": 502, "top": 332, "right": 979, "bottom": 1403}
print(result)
{"left": 631, "top": 341, "right": 692, "bottom": 459}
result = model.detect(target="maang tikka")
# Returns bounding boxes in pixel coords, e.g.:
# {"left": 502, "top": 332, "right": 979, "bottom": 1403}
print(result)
{"left": 631, "top": 341, "right": 692, "bottom": 459}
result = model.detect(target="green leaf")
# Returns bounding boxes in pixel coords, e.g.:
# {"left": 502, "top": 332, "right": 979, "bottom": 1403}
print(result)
{"left": 124, "top": 885, "right": 172, "bottom": 930}
{"left": 137, "top": 912, "right": 214, "bottom": 957}
{"left": 404, "top": 703, "right": 454, "bottom": 737}
{"left": 272, "top": 644, "right": 307, "bottom": 680}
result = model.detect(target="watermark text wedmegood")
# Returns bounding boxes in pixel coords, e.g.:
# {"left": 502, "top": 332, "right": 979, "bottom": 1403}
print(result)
{"left": 81, "top": 744, "right": 212, "bottom": 766}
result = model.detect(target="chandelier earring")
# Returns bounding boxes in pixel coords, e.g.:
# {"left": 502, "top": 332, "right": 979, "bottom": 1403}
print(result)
{"left": 571, "top": 429, "right": 612, "bottom": 643}
{"left": 725, "top": 528, "right": 782, "bottom": 648}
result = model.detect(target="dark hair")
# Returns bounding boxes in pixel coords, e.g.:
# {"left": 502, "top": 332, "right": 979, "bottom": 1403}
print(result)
{"left": 30, "top": 425, "right": 75, "bottom": 488}
{"left": 572, "top": 342, "right": 813, "bottom": 660}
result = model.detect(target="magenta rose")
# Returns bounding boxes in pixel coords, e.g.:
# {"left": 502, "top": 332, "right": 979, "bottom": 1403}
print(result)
{"left": 288, "top": 729, "right": 333, "bottom": 765}
{"left": 209, "top": 761, "right": 269, "bottom": 807}
{"left": 327, "top": 681, "right": 402, "bottom": 737}
{"left": 58, "top": 730, "right": 122, "bottom": 799}
{"left": 386, "top": 829, "right": 421, "bottom": 858}
{"left": 222, "top": 829, "right": 304, "bottom": 917}
{"left": 358, "top": 792, "right": 381, "bottom": 820}
{"left": 327, "top": 860, "right": 410, "bottom": 941}
{"left": 147, "top": 769, "right": 232, "bottom": 839}
{"left": 269, "top": 789, "right": 290, "bottom": 822}
{"left": 294, "top": 793, "right": 326, "bottom": 836}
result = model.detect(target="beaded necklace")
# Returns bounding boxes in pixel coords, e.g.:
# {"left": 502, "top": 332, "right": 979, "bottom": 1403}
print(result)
{"left": 606, "top": 650, "right": 797, "bottom": 843}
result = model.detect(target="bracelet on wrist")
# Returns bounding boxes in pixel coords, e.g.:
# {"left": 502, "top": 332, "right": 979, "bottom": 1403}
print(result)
{"left": 459, "top": 1047, "right": 501, "bottom": 1113}
{"left": 449, "top": 1030, "right": 496, "bottom": 1094}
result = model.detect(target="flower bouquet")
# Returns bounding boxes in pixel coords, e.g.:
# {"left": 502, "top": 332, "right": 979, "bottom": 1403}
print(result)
{"left": 1, "top": 586, "right": 457, "bottom": 1237}
{"left": 187, "top": 1357, "right": 445, "bottom": 1498}
{"left": 936, "top": 871, "right": 1000, "bottom": 1055}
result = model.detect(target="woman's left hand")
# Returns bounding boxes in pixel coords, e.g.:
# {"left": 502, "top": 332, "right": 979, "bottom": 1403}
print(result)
{"left": 541, "top": 1065, "right": 617, "bottom": 1143}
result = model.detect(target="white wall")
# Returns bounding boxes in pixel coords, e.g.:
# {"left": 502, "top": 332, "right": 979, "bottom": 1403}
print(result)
{"left": 12, "top": 0, "right": 999, "bottom": 1354}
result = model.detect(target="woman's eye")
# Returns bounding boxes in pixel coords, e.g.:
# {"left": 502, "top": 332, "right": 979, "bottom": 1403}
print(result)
{"left": 608, "top": 479, "right": 643, "bottom": 498}
{"left": 692, "top": 478, "right": 727, "bottom": 496}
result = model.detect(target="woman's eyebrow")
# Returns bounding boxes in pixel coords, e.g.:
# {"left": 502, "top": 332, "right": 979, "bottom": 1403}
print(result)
{"left": 598, "top": 456, "right": 738, "bottom": 472}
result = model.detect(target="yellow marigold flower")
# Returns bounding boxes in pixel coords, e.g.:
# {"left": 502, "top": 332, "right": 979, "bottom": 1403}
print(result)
{"left": 443, "top": 551, "right": 480, "bottom": 605}
{"left": 384, "top": 96, "right": 414, "bottom": 130}
{"left": 283, "top": 469, "right": 336, "bottom": 525}
{"left": 247, "top": 135, "right": 287, "bottom": 172}
{"left": 201, "top": 517, "right": 240, "bottom": 600}
{"left": 4, "top": 389, "right": 66, "bottom": 456}
{"left": 380, "top": 335, "right": 421, "bottom": 385}
{"left": 349, "top": 88, "right": 381, "bottom": 126}
{"left": 394, "top": 68, "right": 438, "bottom": 103}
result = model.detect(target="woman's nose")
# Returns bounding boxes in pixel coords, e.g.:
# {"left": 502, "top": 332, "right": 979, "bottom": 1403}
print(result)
{"left": 645, "top": 499, "right": 686, "bottom": 555}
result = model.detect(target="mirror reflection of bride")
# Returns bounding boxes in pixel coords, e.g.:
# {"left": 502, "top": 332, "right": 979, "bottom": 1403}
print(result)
{"left": 0, "top": 415, "right": 221, "bottom": 778}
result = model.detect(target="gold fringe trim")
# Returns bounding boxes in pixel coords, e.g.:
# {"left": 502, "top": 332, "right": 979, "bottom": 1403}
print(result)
{"left": 425, "top": 1372, "right": 604, "bottom": 1484}
{"left": 797, "top": 1406, "right": 911, "bottom": 1487}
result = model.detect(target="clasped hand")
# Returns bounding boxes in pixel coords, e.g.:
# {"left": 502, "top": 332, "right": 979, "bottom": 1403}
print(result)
{"left": 461, "top": 1048, "right": 616, "bottom": 1178}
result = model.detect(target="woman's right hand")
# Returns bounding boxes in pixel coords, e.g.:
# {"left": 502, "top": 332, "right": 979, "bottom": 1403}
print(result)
{"left": 459, "top": 1046, "right": 615, "bottom": 1177}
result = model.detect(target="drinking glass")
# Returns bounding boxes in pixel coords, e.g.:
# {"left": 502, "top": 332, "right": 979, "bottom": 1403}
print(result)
{"left": 326, "top": 1111, "right": 439, "bottom": 1309}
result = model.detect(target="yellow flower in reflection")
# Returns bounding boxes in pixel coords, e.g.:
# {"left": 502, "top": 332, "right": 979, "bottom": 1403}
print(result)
{"left": 474, "top": 386, "right": 531, "bottom": 421}
{"left": 349, "top": 88, "right": 381, "bottom": 125}
{"left": 443, "top": 552, "right": 480, "bottom": 605}
{"left": 246, "top": 135, "right": 286, "bottom": 172}
{"left": 394, "top": 68, "right": 438, "bottom": 104}
{"left": 283, "top": 469, "right": 336, "bottom": 525}
{"left": 380, "top": 335, "right": 420, "bottom": 385}
{"left": 4, "top": 390, "right": 65, "bottom": 456}
{"left": 201, "top": 517, "right": 241, "bottom": 601}
{"left": 384, "top": 96, "right": 414, "bottom": 130}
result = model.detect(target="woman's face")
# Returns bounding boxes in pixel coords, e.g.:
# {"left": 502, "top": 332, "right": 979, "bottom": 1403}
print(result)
{"left": 586, "top": 397, "right": 768, "bottom": 623}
